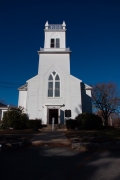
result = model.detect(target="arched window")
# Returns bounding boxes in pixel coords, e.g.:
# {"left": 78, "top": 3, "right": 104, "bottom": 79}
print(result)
{"left": 48, "top": 71, "right": 60, "bottom": 97}
{"left": 48, "top": 74, "right": 53, "bottom": 97}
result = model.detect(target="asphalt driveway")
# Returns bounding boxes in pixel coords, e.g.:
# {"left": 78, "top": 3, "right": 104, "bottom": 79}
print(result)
{"left": 0, "top": 146, "right": 120, "bottom": 180}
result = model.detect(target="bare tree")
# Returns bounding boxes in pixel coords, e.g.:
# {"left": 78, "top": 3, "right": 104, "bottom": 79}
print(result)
{"left": 92, "top": 82, "right": 120, "bottom": 126}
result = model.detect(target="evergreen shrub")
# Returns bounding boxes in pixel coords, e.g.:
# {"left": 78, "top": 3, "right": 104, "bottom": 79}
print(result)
{"left": 66, "top": 119, "right": 78, "bottom": 129}
{"left": 26, "top": 119, "right": 41, "bottom": 129}
{"left": 2, "top": 107, "right": 28, "bottom": 129}
{"left": 75, "top": 113, "right": 103, "bottom": 130}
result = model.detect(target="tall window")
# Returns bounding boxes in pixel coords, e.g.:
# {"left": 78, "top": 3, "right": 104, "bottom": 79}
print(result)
{"left": 48, "top": 74, "right": 53, "bottom": 97}
{"left": 50, "top": 38, "right": 60, "bottom": 48}
{"left": 50, "top": 39, "right": 54, "bottom": 48}
{"left": 48, "top": 71, "right": 60, "bottom": 97}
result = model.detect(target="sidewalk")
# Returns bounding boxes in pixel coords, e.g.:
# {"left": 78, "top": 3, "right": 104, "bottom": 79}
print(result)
{"left": 30, "top": 129, "right": 70, "bottom": 146}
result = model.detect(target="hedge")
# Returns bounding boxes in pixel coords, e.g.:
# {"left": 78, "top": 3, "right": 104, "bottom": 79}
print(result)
{"left": 75, "top": 113, "right": 103, "bottom": 130}
{"left": 2, "top": 109, "right": 29, "bottom": 130}
{"left": 26, "top": 120, "right": 41, "bottom": 129}
{"left": 66, "top": 119, "right": 78, "bottom": 130}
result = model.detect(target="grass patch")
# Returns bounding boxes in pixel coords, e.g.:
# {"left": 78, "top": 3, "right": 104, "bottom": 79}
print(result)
{"left": 0, "top": 134, "right": 34, "bottom": 142}
{"left": 65, "top": 128, "right": 120, "bottom": 141}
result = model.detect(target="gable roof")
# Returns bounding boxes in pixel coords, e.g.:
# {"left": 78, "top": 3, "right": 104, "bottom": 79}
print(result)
{"left": 0, "top": 102, "right": 7, "bottom": 107}
{"left": 18, "top": 83, "right": 27, "bottom": 91}
{"left": 81, "top": 82, "right": 92, "bottom": 90}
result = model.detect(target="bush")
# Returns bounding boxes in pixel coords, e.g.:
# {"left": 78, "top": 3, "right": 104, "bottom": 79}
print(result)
{"left": 2, "top": 107, "right": 29, "bottom": 129}
{"left": 0, "top": 122, "right": 4, "bottom": 129}
{"left": 66, "top": 119, "right": 78, "bottom": 130}
{"left": 75, "top": 113, "right": 103, "bottom": 130}
{"left": 26, "top": 119, "right": 41, "bottom": 129}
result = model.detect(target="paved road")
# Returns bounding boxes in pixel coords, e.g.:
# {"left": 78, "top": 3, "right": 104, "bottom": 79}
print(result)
{"left": 0, "top": 146, "right": 120, "bottom": 180}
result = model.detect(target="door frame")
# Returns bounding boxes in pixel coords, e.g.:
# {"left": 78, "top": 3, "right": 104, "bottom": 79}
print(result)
{"left": 48, "top": 109, "right": 58, "bottom": 124}
{"left": 46, "top": 105, "right": 61, "bottom": 124}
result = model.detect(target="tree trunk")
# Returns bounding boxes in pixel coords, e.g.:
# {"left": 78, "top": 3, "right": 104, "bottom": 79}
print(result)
{"left": 104, "top": 117, "right": 108, "bottom": 127}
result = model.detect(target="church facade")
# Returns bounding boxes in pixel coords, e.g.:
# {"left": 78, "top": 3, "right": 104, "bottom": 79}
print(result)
{"left": 18, "top": 21, "right": 92, "bottom": 124}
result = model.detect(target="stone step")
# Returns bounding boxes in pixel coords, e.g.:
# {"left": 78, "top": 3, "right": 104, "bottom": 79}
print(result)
{"left": 41, "top": 124, "right": 66, "bottom": 130}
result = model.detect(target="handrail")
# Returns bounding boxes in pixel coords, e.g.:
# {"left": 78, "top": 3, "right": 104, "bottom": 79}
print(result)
{"left": 48, "top": 24, "right": 63, "bottom": 29}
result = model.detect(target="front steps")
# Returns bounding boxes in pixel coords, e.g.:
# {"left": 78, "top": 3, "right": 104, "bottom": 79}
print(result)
{"left": 41, "top": 124, "right": 66, "bottom": 130}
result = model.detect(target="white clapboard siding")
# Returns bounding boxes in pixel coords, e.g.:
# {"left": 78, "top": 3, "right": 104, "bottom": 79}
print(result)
{"left": 18, "top": 91, "right": 27, "bottom": 112}
{"left": 18, "top": 22, "right": 92, "bottom": 123}
{"left": 26, "top": 75, "right": 39, "bottom": 119}
{"left": 70, "top": 75, "right": 82, "bottom": 118}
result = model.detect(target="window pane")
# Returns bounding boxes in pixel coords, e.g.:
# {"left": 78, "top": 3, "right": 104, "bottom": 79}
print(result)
{"left": 48, "top": 82, "right": 53, "bottom": 88}
{"left": 55, "top": 89, "right": 60, "bottom": 97}
{"left": 52, "top": 71, "right": 56, "bottom": 76}
{"left": 56, "top": 38, "right": 60, "bottom": 48}
{"left": 50, "top": 39, "right": 54, "bottom": 48}
{"left": 55, "top": 82, "right": 60, "bottom": 88}
{"left": 48, "top": 90, "right": 53, "bottom": 97}
{"left": 55, "top": 82, "right": 60, "bottom": 97}
{"left": 51, "top": 39, "right": 54, "bottom": 43}
{"left": 48, "top": 82, "right": 53, "bottom": 97}
{"left": 56, "top": 38, "right": 59, "bottom": 43}
{"left": 48, "top": 74, "right": 53, "bottom": 80}
{"left": 55, "top": 74, "right": 60, "bottom": 80}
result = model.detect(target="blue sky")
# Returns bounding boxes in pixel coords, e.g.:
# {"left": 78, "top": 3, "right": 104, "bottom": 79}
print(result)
{"left": 0, "top": 0, "right": 120, "bottom": 105}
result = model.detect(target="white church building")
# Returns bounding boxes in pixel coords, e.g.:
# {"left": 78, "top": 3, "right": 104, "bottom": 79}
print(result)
{"left": 18, "top": 21, "right": 92, "bottom": 124}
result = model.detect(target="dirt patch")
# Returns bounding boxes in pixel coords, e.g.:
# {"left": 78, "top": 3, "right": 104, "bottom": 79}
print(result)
{"left": 65, "top": 128, "right": 120, "bottom": 141}
{"left": 0, "top": 129, "right": 41, "bottom": 134}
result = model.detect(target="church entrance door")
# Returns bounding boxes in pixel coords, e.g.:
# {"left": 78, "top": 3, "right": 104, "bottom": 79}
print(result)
{"left": 49, "top": 109, "right": 58, "bottom": 124}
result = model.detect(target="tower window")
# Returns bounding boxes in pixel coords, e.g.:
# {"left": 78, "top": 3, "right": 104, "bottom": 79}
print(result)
{"left": 50, "top": 39, "right": 54, "bottom": 48}
{"left": 56, "top": 38, "right": 60, "bottom": 48}
{"left": 50, "top": 38, "right": 60, "bottom": 48}
{"left": 48, "top": 72, "right": 60, "bottom": 97}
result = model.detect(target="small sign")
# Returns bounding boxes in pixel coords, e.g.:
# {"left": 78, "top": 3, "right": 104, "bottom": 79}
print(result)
{"left": 65, "top": 109, "right": 71, "bottom": 117}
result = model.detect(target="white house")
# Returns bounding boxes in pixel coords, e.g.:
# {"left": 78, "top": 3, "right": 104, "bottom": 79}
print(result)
{"left": 0, "top": 103, "right": 8, "bottom": 120}
{"left": 18, "top": 21, "right": 92, "bottom": 124}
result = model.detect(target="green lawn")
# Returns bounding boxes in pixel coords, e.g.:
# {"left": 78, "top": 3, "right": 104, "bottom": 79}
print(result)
{"left": 65, "top": 128, "right": 120, "bottom": 141}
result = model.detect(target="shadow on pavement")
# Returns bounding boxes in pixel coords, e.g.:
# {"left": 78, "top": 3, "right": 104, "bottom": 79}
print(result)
{"left": 0, "top": 145, "right": 120, "bottom": 180}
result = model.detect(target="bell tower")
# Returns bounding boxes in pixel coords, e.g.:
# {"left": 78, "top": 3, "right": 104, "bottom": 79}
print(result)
{"left": 37, "top": 21, "right": 71, "bottom": 75}
{"left": 44, "top": 21, "right": 66, "bottom": 50}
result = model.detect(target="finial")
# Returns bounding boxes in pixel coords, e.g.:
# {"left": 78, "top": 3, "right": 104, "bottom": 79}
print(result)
{"left": 62, "top": 21, "right": 66, "bottom": 29}
{"left": 45, "top": 21, "right": 49, "bottom": 29}
{"left": 62, "top": 21, "right": 66, "bottom": 26}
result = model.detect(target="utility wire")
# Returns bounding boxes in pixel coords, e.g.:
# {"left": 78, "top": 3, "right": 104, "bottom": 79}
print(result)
{"left": 0, "top": 81, "right": 23, "bottom": 89}
{"left": 0, "top": 81, "right": 23, "bottom": 85}
{"left": 0, "top": 86, "right": 18, "bottom": 89}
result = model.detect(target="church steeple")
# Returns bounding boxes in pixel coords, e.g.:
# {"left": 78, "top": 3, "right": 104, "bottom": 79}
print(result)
{"left": 43, "top": 21, "right": 67, "bottom": 50}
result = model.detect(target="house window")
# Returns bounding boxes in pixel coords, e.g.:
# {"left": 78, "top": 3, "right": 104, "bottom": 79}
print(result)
{"left": 48, "top": 72, "right": 60, "bottom": 97}
{"left": 1, "top": 110, "right": 7, "bottom": 120}
{"left": 50, "top": 38, "right": 60, "bottom": 48}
